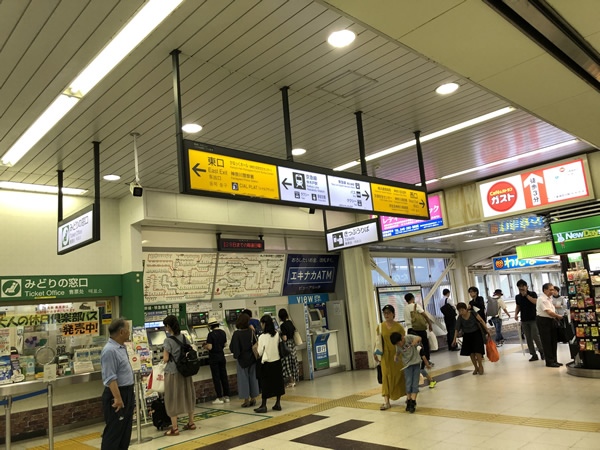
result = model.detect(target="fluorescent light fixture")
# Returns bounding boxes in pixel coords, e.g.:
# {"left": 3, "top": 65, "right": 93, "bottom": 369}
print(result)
{"left": 494, "top": 236, "right": 544, "bottom": 245}
{"left": 436, "top": 82, "right": 459, "bottom": 95}
{"left": 0, "top": 181, "right": 87, "bottom": 195}
{"left": 70, "top": 0, "right": 183, "bottom": 95}
{"left": 327, "top": 30, "right": 356, "bottom": 47}
{"left": 333, "top": 107, "right": 515, "bottom": 171}
{"left": 292, "top": 148, "right": 307, "bottom": 156}
{"left": 1, "top": 95, "right": 79, "bottom": 166}
{"left": 440, "top": 139, "right": 579, "bottom": 180}
{"left": 464, "top": 234, "right": 512, "bottom": 243}
{"left": 424, "top": 230, "right": 477, "bottom": 240}
{"left": 182, "top": 123, "right": 203, "bottom": 133}
{"left": 527, "top": 240, "right": 542, "bottom": 245}
{"left": 103, "top": 174, "right": 121, "bottom": 181}
{"left": 1, "top": 0, "right": 183, "bottom": 168}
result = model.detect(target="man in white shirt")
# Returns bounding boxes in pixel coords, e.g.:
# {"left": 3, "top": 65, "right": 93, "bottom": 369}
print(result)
{"left": 536, "top": 283, "right": 564, "bottom": 368}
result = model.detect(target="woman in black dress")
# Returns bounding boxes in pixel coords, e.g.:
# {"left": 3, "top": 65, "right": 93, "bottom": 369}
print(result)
{"left": 278, "top": 308, "right": 299, "bottom": 388}
{"left": 452, "top": 303, "right": 490, "bottom": 375}
{"left": 468, "top": 286, "right": 486, "bottom": 321}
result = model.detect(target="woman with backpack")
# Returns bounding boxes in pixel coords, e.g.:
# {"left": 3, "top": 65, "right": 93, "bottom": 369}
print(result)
{"left": 254, "top": 315, "right": 285, "bottom": 413}
{"left": 162, "top": 315, "right": 197, "bottom": 436}
{"left": 229, "top": 313, "right": 259, "bottom": 408}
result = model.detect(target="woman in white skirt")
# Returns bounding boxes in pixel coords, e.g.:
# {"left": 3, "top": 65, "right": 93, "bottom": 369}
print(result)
{"left": 163, "top": 315, "right": 197, "bottom": 436}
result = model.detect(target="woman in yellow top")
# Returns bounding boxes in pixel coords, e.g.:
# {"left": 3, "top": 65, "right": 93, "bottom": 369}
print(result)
{"left": 374, "top": 305, "right": 406, "bottom": 411}
{"left": 374, "top": 304, "right": 406, "bottom": 410}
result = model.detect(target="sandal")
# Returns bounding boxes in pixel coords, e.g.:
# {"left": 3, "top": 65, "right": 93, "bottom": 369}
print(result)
{"left": 164, "top": 428, "right": 179, "bottom": 436}
{"left": 472, "top": 369, "right": 478, "bottom": 375}
{"left": 182, "top": 423, "right": 196, "bottom": 430}
{"left": 380, "top": 403, "right": 391, "bottom": 410}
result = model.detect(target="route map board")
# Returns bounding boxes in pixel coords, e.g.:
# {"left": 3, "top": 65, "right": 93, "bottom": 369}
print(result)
{"left": 143, "top": 253, "right": 217, "bottom": 303}
{"left": 213, "top": 253, "right": 285, "bottom": 299}
{"left": 179, "top": 140, "right": 429, "bottom": 220}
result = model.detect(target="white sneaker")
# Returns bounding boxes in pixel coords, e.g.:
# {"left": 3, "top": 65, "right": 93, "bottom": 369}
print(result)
{"left": 224, "top": 396, "right": 230, "bottom": 403}
{"left": 212, "top": 398, "right": 224, "bottom": 405}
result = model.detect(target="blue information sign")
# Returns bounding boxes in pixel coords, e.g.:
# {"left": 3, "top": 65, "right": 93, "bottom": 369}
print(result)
{"left": 493, "top": 254, "right": 559, "bottom": 270}
{"left": 288, "top": 293, "right": 330, "bottom": 305}
{"left": 282, "top": 254, "right": 339, "bottom": 296}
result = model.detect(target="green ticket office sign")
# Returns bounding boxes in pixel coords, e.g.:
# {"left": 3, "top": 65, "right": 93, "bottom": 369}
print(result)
{"left": 0, "top": 275, "right": 122, "bottom": 301}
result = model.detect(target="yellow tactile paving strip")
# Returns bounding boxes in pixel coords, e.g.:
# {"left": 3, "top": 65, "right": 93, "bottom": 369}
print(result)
{"left": 30, "top": 346, "right": 599, "bottom": 449}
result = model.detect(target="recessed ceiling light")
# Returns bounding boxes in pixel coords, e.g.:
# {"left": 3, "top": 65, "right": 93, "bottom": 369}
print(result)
{"left": 327, "top": 30, "right": 356, "bottom": 47}
{"left": 182, "top": 123, "right": 203, "bottom": 133}
{"left": 424, "top": 230, "right": 477, "bottom": 240}
{"left": 0, "top": 181, "right": 87, "bottom": 195}
{"left": 435, "top": 82, "right": 459, "bottom": 95}
{"left": 292, "top": 148, "right": 306, "bottom": 156}
{"left": 103, "top": 174, "right": 121, "bottom": 181}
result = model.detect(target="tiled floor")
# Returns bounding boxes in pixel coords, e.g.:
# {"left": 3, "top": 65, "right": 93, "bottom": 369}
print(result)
{"left": 15, "top": 342, "right": 599, "bottom": 449}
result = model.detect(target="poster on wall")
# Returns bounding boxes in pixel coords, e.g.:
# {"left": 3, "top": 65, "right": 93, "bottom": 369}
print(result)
{"left": 213, "top": 253, "right": 286, "bottom": 299}
{"left": 478, "top": 157, "right": 593, "bottom": 220}
{"left": 376, "top": 285, "right": 423, "bottom": 323}
{"left": 282, "top": 254, "right": 339, "bottom": 296}
{"left": 143, "top": 252, "right": 217, "bottom": 303}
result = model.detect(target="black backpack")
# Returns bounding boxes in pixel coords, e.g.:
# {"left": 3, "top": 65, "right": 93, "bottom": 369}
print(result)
{"left": 168, "top": 335, "right": 201, "bottom": 377}
{"left": 440, "top": 300, "right": 455, "bottom": 320}
{"left": 150, "top": 397, "right": 171, "bottom": 430}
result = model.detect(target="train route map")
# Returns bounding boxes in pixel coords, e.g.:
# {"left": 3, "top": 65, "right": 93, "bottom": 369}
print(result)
{"left": 213, "top": 253, "right": 285, "bottom": 299}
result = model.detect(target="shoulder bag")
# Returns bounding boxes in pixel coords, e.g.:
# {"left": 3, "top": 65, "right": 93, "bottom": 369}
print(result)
{"left": 293, "top": 325, "right": 303, "bottom": 346}
{"left": 410, "top": 304, "right": 428, "bottom": 331}
{"left": 278, "top": 333, "right": 291, "bottom": 358}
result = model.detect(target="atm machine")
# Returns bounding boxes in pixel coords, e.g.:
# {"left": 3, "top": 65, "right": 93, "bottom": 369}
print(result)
{"left": 187, "top": 312, "right": 210, "bottom": 362}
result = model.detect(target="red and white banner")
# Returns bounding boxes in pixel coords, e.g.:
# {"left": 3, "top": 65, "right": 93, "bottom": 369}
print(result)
{"left": 479, "top": 158, "right": 590, "bottom": 218}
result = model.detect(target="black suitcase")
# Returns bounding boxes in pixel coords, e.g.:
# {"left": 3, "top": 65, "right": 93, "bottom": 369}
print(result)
{"left": 150, "top": 397, "right": 171, "bottom": 430}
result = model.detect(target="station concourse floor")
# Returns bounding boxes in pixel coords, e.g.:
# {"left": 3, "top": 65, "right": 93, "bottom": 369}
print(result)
{"left": 16, "top": 343, "right": 599, "bottom": 450}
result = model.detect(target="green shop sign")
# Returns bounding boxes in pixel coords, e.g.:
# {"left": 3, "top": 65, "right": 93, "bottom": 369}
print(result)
{"left": 551, "top": 215, "right": 600, "bottom": 254}
{"left": 0, "top": 275, "right": 122, "bottom": 301}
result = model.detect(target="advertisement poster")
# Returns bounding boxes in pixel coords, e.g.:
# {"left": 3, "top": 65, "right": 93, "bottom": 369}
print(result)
{"left": 378, "top": 194, "right": 445, "bottom": 239}
{"left": 282, "top": 254, "right": 339, "bottom": 296}
{"left": 478, "top": 158, "right": 592, "bottom": 219}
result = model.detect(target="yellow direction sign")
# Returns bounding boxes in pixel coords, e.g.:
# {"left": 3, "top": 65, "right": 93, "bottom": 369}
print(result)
{"left": 371, "top": 183, "right": 429, "bottom": 218}
{"left": 188, "top": 149, "right": 279, "bottom": 200}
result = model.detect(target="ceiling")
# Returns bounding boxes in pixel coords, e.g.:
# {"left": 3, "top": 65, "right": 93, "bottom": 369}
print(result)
{"left": 0, "top": 0, "right": 596, "bottom": 202}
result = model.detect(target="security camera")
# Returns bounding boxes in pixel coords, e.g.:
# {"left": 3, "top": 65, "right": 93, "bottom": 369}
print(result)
{"left": 130, "top": 181, "right": 143, "bottom": 197}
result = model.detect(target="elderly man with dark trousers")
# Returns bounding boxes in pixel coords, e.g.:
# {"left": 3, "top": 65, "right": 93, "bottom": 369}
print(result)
{"left": 101, "top": 318, "right": 134, "bottom": 450}
{"left": 537, "top": 283, "right": 564, "bottom": 368}
{"left": 515, "top": 280, "right": 544, "bottom": 362}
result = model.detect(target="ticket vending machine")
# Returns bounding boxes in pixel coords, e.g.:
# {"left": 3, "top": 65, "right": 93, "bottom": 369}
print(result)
{"left": 145, "top": 321, "right": 168, "bottom": 365}
{"left": 224, "top": 308, "right": 244, "bottom": 336}
{"left": 187, "top": 312, "right": 210, "bottom": 362}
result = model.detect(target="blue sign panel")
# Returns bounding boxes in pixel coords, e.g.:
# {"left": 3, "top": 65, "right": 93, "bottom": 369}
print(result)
{"left": 488, "top": 217, "right": 545, "bottom": 235}
{"left": 288, "top": 293, "right": 330, "bottom": 305}
{"left": 282, "top": 254, "right": 339, "bottom": 296}
{"left": 493, "top": 254, "right": 559, "bottom": 271}
{"left": 314, "top": 333, "right": 330, "bottom": 370}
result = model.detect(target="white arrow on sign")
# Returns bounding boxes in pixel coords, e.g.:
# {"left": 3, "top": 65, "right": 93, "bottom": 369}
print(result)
{"left": 523, "top": 173, "right": 544, "bottom": 205}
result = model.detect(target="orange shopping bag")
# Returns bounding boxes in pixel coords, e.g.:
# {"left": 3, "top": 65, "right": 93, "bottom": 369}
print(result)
{"left": 486, "top": 338, "right": 500, "bottom": 362}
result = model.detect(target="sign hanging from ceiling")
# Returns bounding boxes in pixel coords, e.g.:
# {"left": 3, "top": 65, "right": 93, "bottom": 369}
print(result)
{"left": 377, "top": 193, "right": 447, "bottom": 239}
{"left": 180, "top": 140, "right": 429, "bottom": 219}
{"left": 325, "top": 218, "right": 382, "bottom": 252}
{"left": 550, "top": 215, "right": 600, "bottom": 254}
{"left": 493, "top": 254, "right": 559, "bottom": 270}
{"left": 57, "top": 204, "right": 100, "bottom": 255}
{"left": 477, "top": 156, "right": 594, "bottom": 220}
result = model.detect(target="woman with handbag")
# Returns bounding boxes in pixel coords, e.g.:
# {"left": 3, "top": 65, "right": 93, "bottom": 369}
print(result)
{"left": 229, "top": 313, "right": 259, "bottom": 408}
{"left": 452, "top": 303, "right": 490, "bottom": 375}
{"left": 254, "top": 315, "right": 285, "bottom": 413}
{"left": 374, "top": 304, "right": 406, "bottom": 410}
{"left": 278, "top": 308, "right": 299, "bottom": 388}
{"left": 162, "top": 315, "right": 196, "bottom": 436}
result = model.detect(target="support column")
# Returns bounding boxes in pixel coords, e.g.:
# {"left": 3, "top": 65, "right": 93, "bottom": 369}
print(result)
{"left": 341, "top": 246, "right": 378, "bottom": 370}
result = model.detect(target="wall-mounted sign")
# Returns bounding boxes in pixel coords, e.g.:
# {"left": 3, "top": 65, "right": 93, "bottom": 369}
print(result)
{"left": 325, "top": 218, "right": 382, "bottom": 252}
{"left": 57, "top": 204, "right": 100, "bottom": 255}
{"left": 478, "top": 156, "right": 593, "bottom": 220}
{"left": 516, "top": 241, "right": 555, "bottom": 259}
{"left": 0, "top": 275, "right": 122, "bottom": 301}
{"left": 551, "top": 215, "right": 600, "bottom": 254}
{"left": 493, "top": 254, "right": 559, "bottom": 270}
{"left": 282, "top": 254, "right": 339, "bottom": 296}
{"left": 488, "top": 216, "right": 545, "bottom": 234}
{"left": 376, "top": 285, "right": 423, "bottom": 323}
{"left": 180, "top": 140, "right": 429, "bottom": 219}
{"left": 217, "top": 237, "right": 265, "bottom": 252}
{"left": 378, "top": 193, "right": 447, "bottom": 239}
{"left": 288, "top": 293, "right": 330, "bottom": 305}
